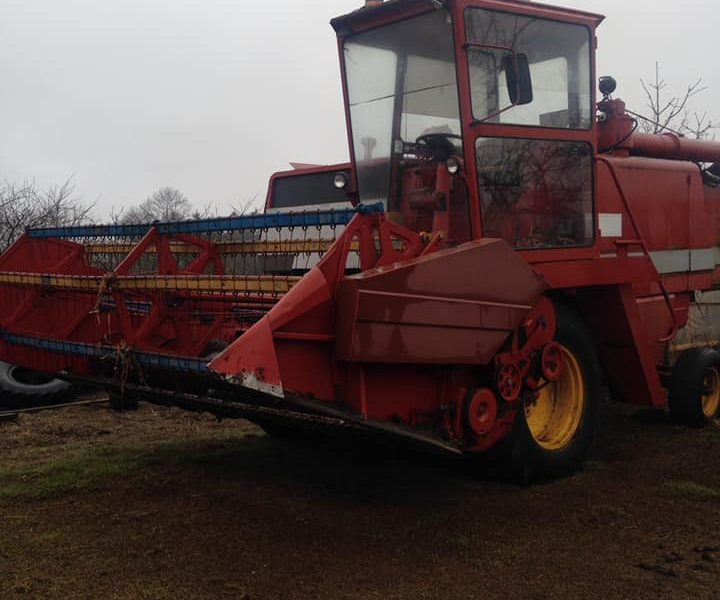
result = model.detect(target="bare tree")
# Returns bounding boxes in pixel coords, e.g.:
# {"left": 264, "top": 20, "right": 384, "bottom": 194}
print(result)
{"left": 0, "top": 178, "right": 93, "bottom": 250}
{"left": 230, "top": 192, "right": 260, "bottom": 216}
{"left": 117, "top": 186, "right": 213, "bottom": 224}
{"left": 638, "top": 63, "right": 716, "bottom": 139}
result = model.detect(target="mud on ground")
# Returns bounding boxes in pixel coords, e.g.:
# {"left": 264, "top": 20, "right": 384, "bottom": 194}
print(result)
{"left": 1, "top": 400, "right": 720, "bottom": 600}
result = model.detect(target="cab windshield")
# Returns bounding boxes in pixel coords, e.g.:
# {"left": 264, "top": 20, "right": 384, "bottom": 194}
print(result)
{"left": 343, "top": 9, "right": 461, "bottom": 207}
{"left": 466, "top": 8, "right": 592, "bottom": 129}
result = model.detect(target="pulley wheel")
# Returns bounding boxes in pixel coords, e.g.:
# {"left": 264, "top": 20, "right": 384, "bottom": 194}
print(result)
{"left": 497, "top": 363, "right": 522, "bottom": 402}
{"left": 466, "top": 389, "right": 498, "bottom": 436}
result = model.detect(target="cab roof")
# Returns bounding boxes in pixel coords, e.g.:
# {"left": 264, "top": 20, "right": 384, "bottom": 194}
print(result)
{"left": 331, "top": 0, "right": 604, "bottom": 37}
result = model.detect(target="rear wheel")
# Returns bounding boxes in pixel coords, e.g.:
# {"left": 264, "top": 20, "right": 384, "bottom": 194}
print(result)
{"left": 505, "top": 305, "right": 601, "bottom": 481}
{"left": 669, "top": 347, "right": 720, "bottom": 426}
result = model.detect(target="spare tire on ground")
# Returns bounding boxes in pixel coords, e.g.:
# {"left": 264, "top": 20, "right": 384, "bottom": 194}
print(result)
{"left": 0, "top": 361, "right": 71, "bottom": 406}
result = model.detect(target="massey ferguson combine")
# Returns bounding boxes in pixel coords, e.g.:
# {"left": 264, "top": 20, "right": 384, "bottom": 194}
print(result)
{"left": 2, "top": 0, "right": 720, "bottom": 478}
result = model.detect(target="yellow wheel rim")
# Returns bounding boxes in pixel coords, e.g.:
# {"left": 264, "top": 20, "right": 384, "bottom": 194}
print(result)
{"left": 525, "top": 346, "right": 585, "bottom": 451}
{"left": 701, "top": 368, "right": 720, "bottom": 419}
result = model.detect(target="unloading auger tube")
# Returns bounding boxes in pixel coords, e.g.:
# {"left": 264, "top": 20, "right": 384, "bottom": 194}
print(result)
{"left": 597, "top": 96, "right": 720, "bottom": 164}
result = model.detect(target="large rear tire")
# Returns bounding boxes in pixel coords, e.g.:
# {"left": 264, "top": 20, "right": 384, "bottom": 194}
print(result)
{"left": 669, "top": 347, "right": 720, "bottom": 427}
{"left": 504, "top": 304, "right": 601, "bottom": 481}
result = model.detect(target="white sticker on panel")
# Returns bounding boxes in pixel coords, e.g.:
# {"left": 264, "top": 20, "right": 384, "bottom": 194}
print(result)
{"left": 599, "top": 213, "right": 622, "bottom": 238}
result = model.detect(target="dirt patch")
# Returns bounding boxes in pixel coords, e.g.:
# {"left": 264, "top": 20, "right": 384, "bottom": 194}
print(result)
{"left": 1, "top": 401, "right": 720, "bottom": 599}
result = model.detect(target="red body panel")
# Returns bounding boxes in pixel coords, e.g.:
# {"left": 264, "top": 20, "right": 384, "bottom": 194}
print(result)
{"left": 335, "top": 239, "right": 544, "bottom": 364}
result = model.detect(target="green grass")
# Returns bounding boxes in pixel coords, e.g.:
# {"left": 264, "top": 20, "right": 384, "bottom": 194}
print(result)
{"left": 0, "top": 446, "right": 149, "bottom": 501}
{"left": 663, "top": 480, "right": 720, "bottom": 501}
{"left": 0, "top": 430, "right": 264, "bottom": 502}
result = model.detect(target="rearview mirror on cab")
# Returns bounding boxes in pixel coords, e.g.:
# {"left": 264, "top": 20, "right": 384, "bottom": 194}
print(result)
{"left": 502, "top": 53, "right": 533, "bottom": 106}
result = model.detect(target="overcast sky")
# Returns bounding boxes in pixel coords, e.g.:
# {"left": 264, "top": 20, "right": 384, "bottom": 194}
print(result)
{"left": 0, "top": 0, "right": 715, "bottom": 217}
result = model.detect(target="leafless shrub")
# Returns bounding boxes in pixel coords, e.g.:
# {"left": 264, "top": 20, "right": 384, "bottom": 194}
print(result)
{"left": 0, "top": 178, "right": 94, "bottom": 250}
{"left": 638, "top": 63, "right": 717, "bottom": 139}
{"left": 230, "top": 192, "right": 260, "bottom": 217}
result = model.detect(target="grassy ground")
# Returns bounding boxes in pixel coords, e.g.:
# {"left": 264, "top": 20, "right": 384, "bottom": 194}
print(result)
{"left": 1, "top": 401, "right": 720, "bottom": 599}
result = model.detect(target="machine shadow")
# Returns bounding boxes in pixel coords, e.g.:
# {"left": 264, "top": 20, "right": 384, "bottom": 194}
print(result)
{"left": 151, "top": 430, "right": 508, "bottom": 505}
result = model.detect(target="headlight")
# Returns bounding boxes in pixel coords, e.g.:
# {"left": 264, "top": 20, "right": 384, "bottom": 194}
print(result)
{"left": 333, "top": 172, "right": 349, "bottom": 190}
{"left": 446, "top": 157, "right": 461, "bottom": 175}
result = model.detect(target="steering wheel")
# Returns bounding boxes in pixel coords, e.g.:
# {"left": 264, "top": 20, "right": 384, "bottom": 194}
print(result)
{"left": 415, "top": 133, "right": 462, "bottom": 161}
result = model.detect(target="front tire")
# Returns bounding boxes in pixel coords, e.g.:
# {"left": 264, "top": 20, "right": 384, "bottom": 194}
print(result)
{"left": 505, "top": 304, "right": 601, "bottom": 481}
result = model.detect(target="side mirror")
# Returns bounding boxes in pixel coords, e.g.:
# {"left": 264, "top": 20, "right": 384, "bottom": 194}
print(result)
{"left": 502, "top": 53, "right": 533, "bottom": 106}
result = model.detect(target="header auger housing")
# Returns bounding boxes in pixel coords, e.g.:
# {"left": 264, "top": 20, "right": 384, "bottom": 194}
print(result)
{"left": 3, "top": 0, "right": 720, "bottom": 479}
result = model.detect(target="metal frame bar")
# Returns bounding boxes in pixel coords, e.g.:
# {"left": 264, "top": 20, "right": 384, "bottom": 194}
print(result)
{"left": 0, "top": 332, "right": 210, "bottom": 373}
{"left": 27, "top": 203, "right": 385, "bottom": 239}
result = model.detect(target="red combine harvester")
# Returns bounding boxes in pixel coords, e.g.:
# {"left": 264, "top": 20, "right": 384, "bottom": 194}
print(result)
{"left": 2, "top": 0, "right": 720, "bottom": 478}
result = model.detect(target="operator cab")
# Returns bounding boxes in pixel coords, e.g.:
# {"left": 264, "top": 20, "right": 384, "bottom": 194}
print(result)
{"left": 340, "top": 8, "right": 468, "bottom": 241}
{"left": 332, "top": 0, "right": 602, "bottom": 252}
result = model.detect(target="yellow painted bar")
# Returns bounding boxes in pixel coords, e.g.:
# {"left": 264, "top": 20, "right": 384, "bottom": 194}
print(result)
{"left": 118, "top": 275, "right": 300, "bottom": 293}
{"left": 0, "top": 273, "right": 103, "bottom": 290}
{"left": 0, "top": 272, "right": 300, "bottom": 294}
